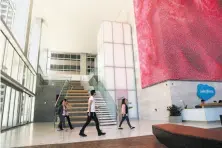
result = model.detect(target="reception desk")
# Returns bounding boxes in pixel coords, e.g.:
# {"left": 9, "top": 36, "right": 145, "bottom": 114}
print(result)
{"left": 182, "top": 106, "right": 222, "bottom": 122}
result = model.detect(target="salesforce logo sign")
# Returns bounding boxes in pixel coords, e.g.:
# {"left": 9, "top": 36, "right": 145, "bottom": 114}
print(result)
{"left": 197, "top": 84, "right": 216, "bottom": 101}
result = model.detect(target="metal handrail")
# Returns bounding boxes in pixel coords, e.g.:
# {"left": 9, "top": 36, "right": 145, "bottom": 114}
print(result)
{"left": 54, "top": 80, "right": 69, "bottom": 107}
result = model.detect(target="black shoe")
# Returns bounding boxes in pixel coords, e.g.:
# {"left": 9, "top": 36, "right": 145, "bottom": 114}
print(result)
{"left": 79, "top": 132, "right": 87, "bottom": 137}
{"left": 98, "top": 132, "right": 106, "bottom": 136}
{"left": 130, "top": 127, "right": 135, "bottom": 129}
{"left": 118, "top": 127, "right": 123, "bottom": 130}
{"left": 70, "top": 127, "right": 74, "bottom": 130}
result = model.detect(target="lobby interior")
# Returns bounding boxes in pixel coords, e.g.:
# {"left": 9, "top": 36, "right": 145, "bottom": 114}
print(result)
{"left": 0, "top": 0, "right": 222, "bottom": 148}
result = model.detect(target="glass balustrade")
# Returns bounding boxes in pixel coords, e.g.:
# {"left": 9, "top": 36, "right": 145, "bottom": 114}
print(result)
{"left": 89, "top": 76, "right": 117, "bottom": 122}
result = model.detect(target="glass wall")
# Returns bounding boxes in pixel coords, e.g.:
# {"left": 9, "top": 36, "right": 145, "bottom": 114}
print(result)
{"left": 0, "top": 0, "right": 30, "bottom": 50}
{"left": 0, "top": 0, "right": 37, "bottom": 132}
{"left": 0, "top": 82, "right": 35, "bottom": 131}
{"left": 1, "top": 31, "right": 35, "bottom": 94}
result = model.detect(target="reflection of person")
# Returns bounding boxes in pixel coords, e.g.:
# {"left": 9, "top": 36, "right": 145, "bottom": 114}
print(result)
{"left": 58, "top": 99, "right": 73, "bottom": 130}
{"left": 118, "top": 98, "right": 135, "bottom": 130}
{"left": 134, "top": 0, "right": 222, "bottom": 87}
{"left": 79, "top": 90, "right": 105, "bottom": 137}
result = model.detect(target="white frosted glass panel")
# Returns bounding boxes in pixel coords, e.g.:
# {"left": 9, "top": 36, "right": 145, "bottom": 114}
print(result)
{"left": 128, "top": 91, "right": 137, "bottom": 118}
{"left": 125, "top": 45, "right": 134, "bottom": 67}
{"left": 115, "top": 68, "right": 126, "bottom": 89}
{"left": 126, "top": 68, "right": 135, "bottom": 90}
{"left": 103, "top": 21, "right": 112, "bottom": 42}
{"left": 104, "top": 67, "right": 114, "bottom": 89}
{"left": 104, "top": 43, "right": 113, "bottom": 66}
{"left": 108, "top": 91, "right": 115, "bottom": 102}
{"left": 114, "top": 44, "right": 125, "bottom": 67}
{"left": 113, "top": 23, "right": 123, "bottom": 43}
{"left": 116, "top": 90, "right": 128, "bottom": 99}
{"left": 123, "top": 24, "right": 132, "bottom": 44}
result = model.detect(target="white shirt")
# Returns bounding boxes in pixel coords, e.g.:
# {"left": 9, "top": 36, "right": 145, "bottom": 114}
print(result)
{"left": 87, "top": 96, "right": 95, "bottom": 112}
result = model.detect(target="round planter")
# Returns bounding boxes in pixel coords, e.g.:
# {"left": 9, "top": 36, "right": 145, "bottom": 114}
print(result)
{"left": 169, "top": 116, "right": 182, "bottom": 123}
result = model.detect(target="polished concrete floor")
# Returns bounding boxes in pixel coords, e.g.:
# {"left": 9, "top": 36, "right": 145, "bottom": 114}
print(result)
{"left": 0, "top": 120, "right": 221, "bottom": 148}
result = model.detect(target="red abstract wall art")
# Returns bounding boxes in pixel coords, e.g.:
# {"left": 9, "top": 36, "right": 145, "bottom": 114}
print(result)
{"left": 134, "top": 0, "right": 222, "bottom": 88}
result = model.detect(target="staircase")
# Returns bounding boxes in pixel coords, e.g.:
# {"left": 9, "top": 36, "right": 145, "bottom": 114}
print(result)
{"left": 58, "top": 80, "right": 117, "bottom": 127}
{"left": 60, "top": 81, "right": 93, "bottom": 127}
{"left": 95, "top": 95, "right": 117, "bottom": 126}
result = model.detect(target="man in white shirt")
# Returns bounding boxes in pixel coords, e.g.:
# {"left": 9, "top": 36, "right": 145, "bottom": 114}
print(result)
{"left": 79, "top": 90, "right": 106, "bottom": 137}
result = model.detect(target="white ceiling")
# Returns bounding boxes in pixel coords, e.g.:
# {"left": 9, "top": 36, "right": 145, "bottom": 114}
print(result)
{"left": 32, "top": 0, "right": 134, "bottom": 54}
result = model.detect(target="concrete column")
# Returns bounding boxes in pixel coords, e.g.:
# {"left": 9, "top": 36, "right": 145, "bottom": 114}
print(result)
{"left": 24, "top": 0, "right": 34, "bottom": 57}
{"left": 80, "top": 53, "right": 87, "bottom": 75}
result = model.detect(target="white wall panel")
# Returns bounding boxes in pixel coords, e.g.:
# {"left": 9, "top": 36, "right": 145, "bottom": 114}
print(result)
{"left": 116, "top": 90, "right": 128, "bottom": 99}
{"left": 128, "top": 91, "right": 137, "bottom": 118}
{"left": 170, "top": 81, "right": 222, "bottom": 109}
{"left": 97, "top": 26, "right": 103, "bottom": 51}
{"left": 126, "top": 68, "right": 135, "bottom": 90}
{"left": 104, "top": 67, "right": 115, "bottom": 89}
{"left": 104, "top": 43, "right": 113, "bottom": 66}
{"left": 112, "top": 22, "right": 123, "bottom": 43}
{"left": 123, "top": 24, "right": 132, "bottom": 44}
{"left": 103, "top": 21, "right": 112, "bottom": 42}
{"left": 125, "top": 45, "right": 134, "bottom": 67}
{"left": 115, "top": 68, "right": 126, "bottom": 89}
{"left": 114, "top": 44, "right": 125, "bottom": 67}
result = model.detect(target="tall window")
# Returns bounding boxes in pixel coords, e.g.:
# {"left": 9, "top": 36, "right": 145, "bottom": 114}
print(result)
{"left": 0, "top": 0, "right": 15, "bottom": 29}
{"left": 0, "top": 0, "right": 30, "bottom": 49}
{"left": 87, "top": 54, "right": 96, "bottom": 74}
{"left": 48, "top": 52, "right": 81, "bottom": 75}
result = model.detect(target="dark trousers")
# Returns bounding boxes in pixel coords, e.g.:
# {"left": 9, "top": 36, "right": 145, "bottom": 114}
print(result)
{"left": 58, "top": 115, "right": 73, "bottom": 129}
{"left": 80, "top": 112, "right": 101, "bottom": 133}
{"left": 119, "top": 114, "right": 132, "bottom": 128}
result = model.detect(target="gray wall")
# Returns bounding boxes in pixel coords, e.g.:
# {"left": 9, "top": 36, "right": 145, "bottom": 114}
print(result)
{"left": 34, "top": 85, "right": 61, "bottom": 122}
{"left": 34, "top": 75, "right": 62, "bottom": 122}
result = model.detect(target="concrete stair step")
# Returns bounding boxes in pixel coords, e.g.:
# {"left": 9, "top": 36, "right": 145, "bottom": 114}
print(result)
{"left": 67, "top": 90, "right": 88, "bottom": 93}
{"left": 70, "top": 116, "right": 87, "bottom": 121}
{"left": 69, "top": 111, "right": 86, "bottom": 115}
{"left": 66, "top": 98, "right": 89, "bottom": 101}
{"left": 97, "top": 114, "right": 116, "bottom": 117}
{"left": 65, "top": 96, "right": 89, "bottom": 99}
{"left": 64, "top": 88, "right": 84, "bottom": 90}
{"left": 70, "top": 103, "right": 88, "bottom": 107}
{"left": 65, "top": 93, "right": 89, "bottom": 96}
{"left": 99, "top": 119, "right": 117, "bottom": 123}
{"left": 100, "top": 122, "right": 117, "bottom": 126}
{"left": 68, "top": 100, "right": 88, "bottom": 103}
{"left": 68, "top": 107, "right": 88, "bottom": 112}
{"left": 71, "top": 121, "right": 94, "bottom": 127}
{"left": 98, "top": 117, "right": 116, "bottom": 120}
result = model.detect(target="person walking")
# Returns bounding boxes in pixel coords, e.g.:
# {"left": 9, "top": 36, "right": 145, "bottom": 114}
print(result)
{"left": 79, "top": 90, "right": 106, "bottom": 137}
{"left": 118, "top": 98, "right": 135, "bottom": 130}
{"left": 58, "top": 99, "right": 73, "bottom": 130}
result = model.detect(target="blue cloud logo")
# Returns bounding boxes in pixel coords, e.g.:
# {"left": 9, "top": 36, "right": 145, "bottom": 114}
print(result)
{"left": 197, "top": 84, "right": 215, "bottom": 101}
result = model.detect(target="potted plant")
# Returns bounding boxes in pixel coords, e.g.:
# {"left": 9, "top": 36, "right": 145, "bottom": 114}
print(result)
{"left": 167, "top": 104, "right": 183, "bottom": 123}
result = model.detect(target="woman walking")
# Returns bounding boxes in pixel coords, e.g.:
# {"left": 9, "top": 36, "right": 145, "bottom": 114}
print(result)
{"left": 58, "top": 99, "right": 73, "bottom": 130}
{"left": 118, "top": 98, "right": 135, "bottom": 130}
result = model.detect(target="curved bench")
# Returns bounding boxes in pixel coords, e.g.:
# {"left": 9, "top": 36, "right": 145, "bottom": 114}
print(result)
{"left": 153, "top": 124, "right": 222, "bottom": 148}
